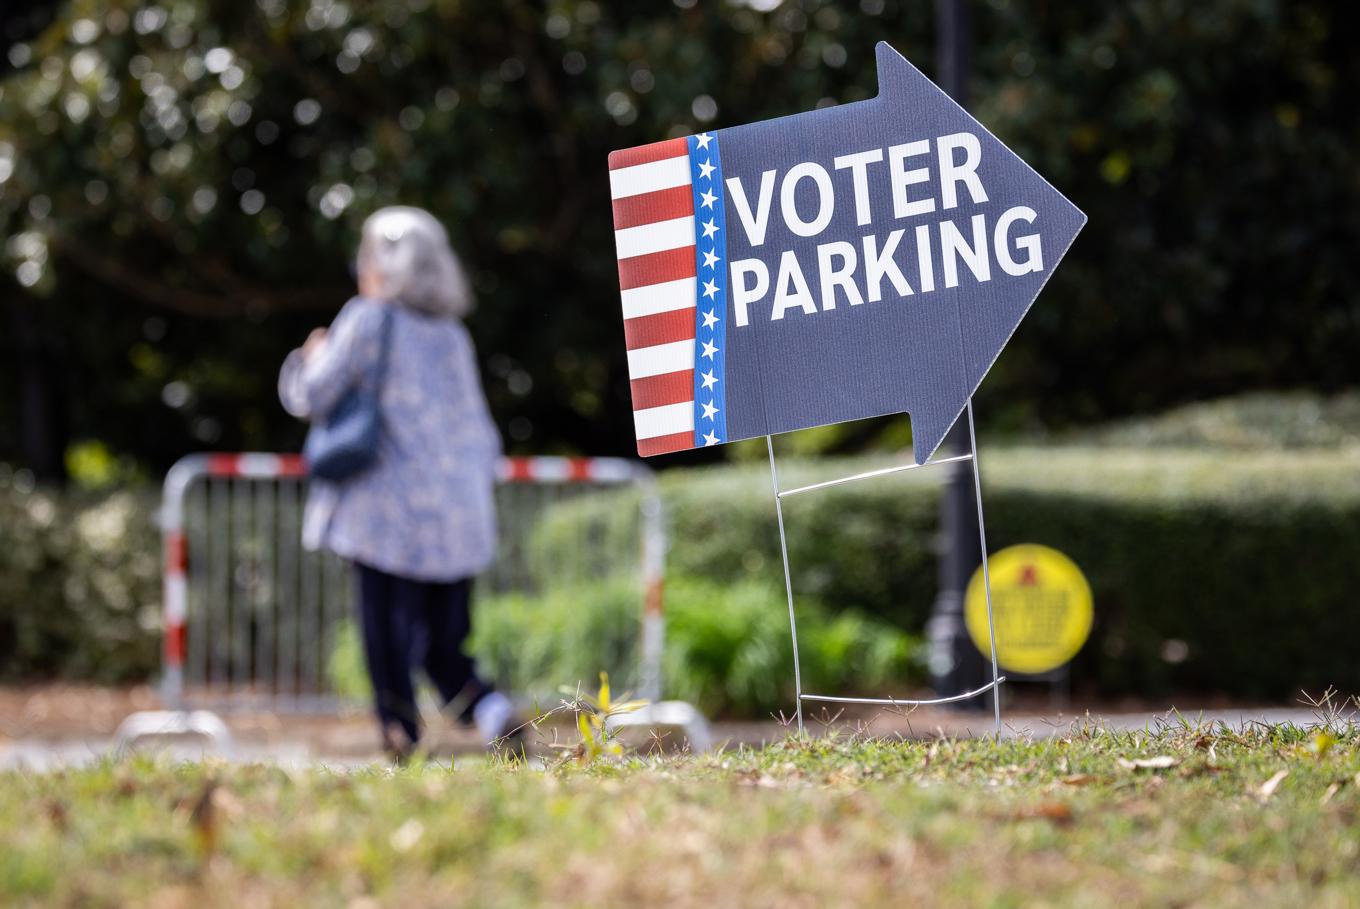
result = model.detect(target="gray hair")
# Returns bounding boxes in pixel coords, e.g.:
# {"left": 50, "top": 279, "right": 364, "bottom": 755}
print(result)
{"left": 356, "top": 206, "right": 473, "bottom": 318}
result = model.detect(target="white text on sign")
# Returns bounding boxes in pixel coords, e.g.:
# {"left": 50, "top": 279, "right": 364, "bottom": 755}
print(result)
{"left": 724, "top": 132, "right": 1044, "bottom": 327}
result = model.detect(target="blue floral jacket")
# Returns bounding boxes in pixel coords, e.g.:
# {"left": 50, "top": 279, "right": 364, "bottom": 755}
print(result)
{"left": 279, "top": 297, "right": 501, "bottom": 581}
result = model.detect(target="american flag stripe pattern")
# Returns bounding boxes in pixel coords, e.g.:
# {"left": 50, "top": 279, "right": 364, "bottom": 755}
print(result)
{"left": 610, "top": 133, "right": 728, "bottom": 457}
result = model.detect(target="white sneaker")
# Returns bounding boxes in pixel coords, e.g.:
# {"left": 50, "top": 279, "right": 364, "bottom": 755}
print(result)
{"left": 473, "top": 691, "right": 515, "bottom": 743}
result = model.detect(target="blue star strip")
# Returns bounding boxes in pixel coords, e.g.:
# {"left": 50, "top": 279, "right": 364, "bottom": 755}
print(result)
{"left": 687, "top": 132, "right": 728, "bottom": 447}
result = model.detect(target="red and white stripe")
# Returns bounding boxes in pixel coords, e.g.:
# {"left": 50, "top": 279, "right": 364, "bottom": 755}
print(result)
{"left": 207, "top": 452, "right": 308, "bottom": 478}
{"left": 163, "top": 527, "right": 188, "bottom": 674}
{"left": 199, "top": 453, "right": 645, "bottom": 485}
{"left": 496, "top": 456, "right": 644, "bottom": 484}
{"left": 610, "top": 138, "right": 697, "bottom": 457}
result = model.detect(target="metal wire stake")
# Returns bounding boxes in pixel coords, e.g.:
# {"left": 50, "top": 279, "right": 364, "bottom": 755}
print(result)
{"left": 965, "top": 399, "right": 1003, "bottom": 737}
{"left": 766, "top": 435, "right": 804, "bottom": 734}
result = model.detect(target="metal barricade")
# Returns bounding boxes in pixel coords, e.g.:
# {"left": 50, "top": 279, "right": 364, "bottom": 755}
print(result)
{"left": 159, "top": 452, "right": 665, "bottom": 714}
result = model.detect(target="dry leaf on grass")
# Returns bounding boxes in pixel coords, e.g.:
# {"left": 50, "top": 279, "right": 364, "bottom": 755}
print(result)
{"left": 1189, "top": 764, "right": 1227, "bottom": 777}
{"left": 1117, "top": 755, "right": 1180, "bottom": 771}
{"left": 45, "top": 800, "right": 68, "bottom": 832}
{"left": 1060, "top": 774, "right": 1097, "bottom": 786}
{"left": 188, "top": 780, "right": 218, "bottom": 859}
{"left": 1257, "top": 769, "right": 1289, "bottom": 801}
{"left": 1015, "top": 802, "right": 1074, "bottom": 824}
{"left": 739, "top": 773, "right": 783, "bottom": 789}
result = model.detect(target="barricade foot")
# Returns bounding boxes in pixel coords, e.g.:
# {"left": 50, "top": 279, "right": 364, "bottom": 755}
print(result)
{"left": 606, "top": 700, "right": 713, "bottom": 753}
{"left": 113, "top": 710, "right": 234, "bottom": 757}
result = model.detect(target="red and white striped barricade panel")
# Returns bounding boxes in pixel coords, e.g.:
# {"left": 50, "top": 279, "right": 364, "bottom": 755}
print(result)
{"left": 160, "top": 453, "right": 664, "bottom": 713}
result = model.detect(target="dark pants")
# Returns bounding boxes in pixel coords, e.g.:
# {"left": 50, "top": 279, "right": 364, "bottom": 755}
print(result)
{"left": 354, "top": 562, "right": 492, "bottom": 747}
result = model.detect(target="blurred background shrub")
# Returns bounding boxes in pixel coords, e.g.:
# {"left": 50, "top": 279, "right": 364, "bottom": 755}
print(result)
{"left": 328, "top": 573, "right": 923, "bottom": 719}
{"left": 11, "top": 393, "right": 1354, "bottom": 710}
{"left": 0, "top": 474, "right": 159, "bottom": 682}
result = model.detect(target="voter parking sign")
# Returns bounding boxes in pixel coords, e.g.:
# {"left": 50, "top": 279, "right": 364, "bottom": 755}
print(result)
{"left": 609, "top": 43, "right": 1085, "bottom": 461}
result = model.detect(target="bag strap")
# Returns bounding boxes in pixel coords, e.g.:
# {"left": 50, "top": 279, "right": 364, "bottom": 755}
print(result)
{"left": 372, "top": 303, "right": 395, "bottom": 391}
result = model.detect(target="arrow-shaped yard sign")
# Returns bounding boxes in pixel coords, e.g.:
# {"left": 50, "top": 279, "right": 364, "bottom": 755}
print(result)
{"left": 610, "top": 43, "right": 1085, "bottom": 463}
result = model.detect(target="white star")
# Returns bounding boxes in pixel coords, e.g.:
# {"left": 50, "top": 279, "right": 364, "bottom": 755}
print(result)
{"left": 701, "top": 339, "right": 718, "bottom": 360}
{"left": 701, "top": 218, "right": 718, "bottom": 239}
{"left": 702, "top": 278, "right": 718, "bottom": 299}
{"left": 701, "top": 400, "right": 719, "bottom": 421}
{"left": 702, "top": 247, "right": 720, "bottom": 270}
{"left": 703, "top": 430, "right": 720, "bottom": 446}
{"left": 695, "top": 133, "right": 712, "bottom": 150}
{"left": 700, "top": 188, "right": 717, "bottom": 209}
{"left": 701, "top": 309, "right": 719, "bottom": 330}
{"left": 700, "top": 369, "right": 718, "bottom": 391}
{"left": 698, "top": 160, "right": 716, "bottom": 180}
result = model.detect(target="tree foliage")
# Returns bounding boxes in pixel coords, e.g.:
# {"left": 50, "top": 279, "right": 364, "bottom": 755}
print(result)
{"left": 1, "top": 0, "right": 1357, "bottom": 472}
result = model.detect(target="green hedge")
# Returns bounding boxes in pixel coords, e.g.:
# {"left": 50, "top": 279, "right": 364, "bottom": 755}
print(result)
{"left": 536, "top": 447, "right": 1360, "bottom": 700}
{"left": 328, "top": 576, "right": 923, "bottom": 718}
{"left": 1083, "top": 390, "right": 1360, "bottom": 450}
{"left": 0, "top": 480, "right": 160, "bottom": 683}
{"left": 4, "top": 440, "right": 1358, "bottom": 703}
{"left": 659, "top": 577, "right": 921, "bottom": 717}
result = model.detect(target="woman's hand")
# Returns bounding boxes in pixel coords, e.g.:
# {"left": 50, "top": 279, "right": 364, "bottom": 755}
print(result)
{"left": 302, "top": 328, "right": 328, "bottom": 359}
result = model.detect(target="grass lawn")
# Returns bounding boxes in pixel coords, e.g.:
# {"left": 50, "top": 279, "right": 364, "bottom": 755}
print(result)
{"left": 3, "top": 718, "right": 1358, "bottom": 908}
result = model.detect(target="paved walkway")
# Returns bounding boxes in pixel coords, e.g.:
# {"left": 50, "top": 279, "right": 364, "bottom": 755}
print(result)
{"left": 3, "top": 702, "right": 1352, "bottom": 772}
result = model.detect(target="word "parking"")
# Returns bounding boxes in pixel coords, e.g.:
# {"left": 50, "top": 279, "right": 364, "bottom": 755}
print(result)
{"left": 725, "top": 132, "right": 1045, "bottom": 327}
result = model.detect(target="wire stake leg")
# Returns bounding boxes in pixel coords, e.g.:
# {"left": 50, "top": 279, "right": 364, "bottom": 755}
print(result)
{"left": 965, "top": 399, "right": 1003, "bottom": 737}
{"left": 767, "top": 435, "right": 804, "bottom": 734}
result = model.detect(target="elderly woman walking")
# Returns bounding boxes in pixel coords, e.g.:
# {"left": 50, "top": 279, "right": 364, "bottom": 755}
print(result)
{"left": 279, "top": 206, "right": 514, "bottom": 760}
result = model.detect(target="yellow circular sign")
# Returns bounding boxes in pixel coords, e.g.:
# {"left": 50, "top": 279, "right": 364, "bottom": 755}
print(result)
{"left": 965, "top": 544, "right": 1093, "bottom": 675}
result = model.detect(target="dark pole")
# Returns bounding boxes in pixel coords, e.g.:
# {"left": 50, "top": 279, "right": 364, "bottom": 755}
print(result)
{"left": 7, "top": 292, "right": 68, "bottom": 485}
{"left": 926, "top": 0, "right": 987, "bottom": 705}
{"left": 935, "top": 0, "right": 969, "bottom": 107}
